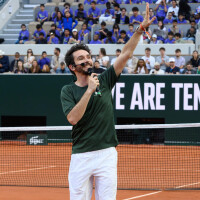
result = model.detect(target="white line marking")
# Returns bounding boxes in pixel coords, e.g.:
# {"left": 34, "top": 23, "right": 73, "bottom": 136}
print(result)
{"left": 175, "top": 181, "right": 200, "bottom": 189}
{"left": 123, "top": 191, "right": 162, "bottom": 200}
{"left": 0, "top": 166, "right": 56, "bottom": 175}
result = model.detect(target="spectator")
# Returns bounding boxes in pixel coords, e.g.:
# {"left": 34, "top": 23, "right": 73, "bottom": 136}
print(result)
{"left": 90, "top": 32, "right": 102, "bottom": 44}
{"left": 130, "top": 7, "right": 143, "bottom": 24}
{"left": 97, "top": 0, "right": 108, "bottom": 4}
{"left": 0, "top": 50, "right": 9, "bottom": 73}
{"left": 51, "top": 48, "right": 65, "bottom": 73}
{"left": 85, "top": 14, "right": 98, "bottom": 31}
{"left": 178, "top": 0, "right": 191, "bottom": 21}
{"left": 54, "top": 11, "right": 63, "bottom": 31}
{"left": 190, "top": 20, "right": 196, "bottom": 29}
{"left": 115, "top": 8, "right": 129, "bottom": 24}
{"left": 117, "top": 30, "right": 129, "bottom": 44}
{"left": 61, "top": 29, "right": 71, "bottom": 44}
{"left": 99, "top": 9, "right": 113, "bottom": 23}
{"left": 197, "top": 66, "right": 200, "bottom": 74}
{"left": 101, "top": 2, "right": 115, "bottom": 17}
{"left": 88, "top": 1, "right": 100, "bottom": 20}
{"left": 127, "top": 24, "right": 134, "bottom": 38}
{"left": 10, "top": 52, "right": 23, "bottom": 72}
{"left": 103, "top": 31, "right": 117, "bottom": 44}
{"left": 194, "top": 13, "right": 200, "bottom": 24}
{"left": 163, "top": 12, "right": 174, "bottom": 24}
{"left": 97, "top": 48, "right": 109, "bottom": 68}
{"left": 36, "top": 32, "right": 47, "bottom": 44}
{"left": 47, "top": 31, "right": 59, "bottom": 44}
{"left": 153, "top": 20, "right": 167, "bottom": 42}
{"left": 62, "top": 3, "right": 73, "bottom": 17}
{"left": 24, "top": 49, "right": 35, "bottom": 69}
{"left": 93, "top": 60, "right": 106, "bottom": 74}
{"left": 0, "top": 38, "right": 4, "bottom": 44}
{"left": 29, "top": 60, "right": 41, "bottom": 73}
{"left": 164, "top": 31, "right": 175, "bottom": 44}
{"left": 41, "top": 64, "right": 50, "bottom": 73}
{"left": 98, "top": 21, "right": 109, "bottom": 40}
{"left": 141, "top": 48, "right": 155, "bottom": 71}
{"left": 69, "top": 29, "right": 80, "bottom": 44}
{"left": 149, "top": 8, "right": 158, "bottom": 24}
{"left": 47, "top": 24, "right": 60, "bottom": 40}
{"left": 14, "top": 60, "right": 27, "bottom": 74}
{"left": 126, "top": 54, "right": 139, "bottom": 74}
{"left": 78, "top": 23, "right": 90, "bottom": 42}
{"left": 150, "top": 34, "right": 161, "bottom": 44}
{"left": 183, "top": 26, "right": 196, "bottom": 43}
{"left": 56, "top": 61, "right": 70, "bottom": 74}
{"left": 177, "top": 14, "right": 187, "bottom": 24}
{"left": 182, "top": 62, "right": 196, "bottom": 74}
{"left": 133, "top": 59, "right": 149, "bottom": 74}
{"left": 75, "top": 3, "right": 87, "bottom": 21}
{"left": 113, "top": 3, "right": 121, "bottom": 21}
{"left": 154, "top": 0, "right": 168, "bottom": 21}
{"left": 63, "top": 11, "right": 78, "bottom": 33}
{"left": 143, "top": 27, "right": 152, "bottom": 43}
{"left": 149, "top": 62, "right": 165, "bottom": 75}
{"left": 175, "top": 49, "right": 185, "bottom": 73}
{"left": 38, "top": 51, "right": 50, "bottom": 70}
{"left": 167, "top": 0, "right": 179, "bottom": 17}
{"left": 138, "top": 0, "right": 153, "bottom": 3}
{"left": 37, "top": 4, "right": 48, "bottom": 25}
{"left": 168, "top": 20, "right": 182, "bottom": 36}
{"left": 190, "top": 50, "right": 200, "bottom": 69}
{"left": 111, "top": 0, "right": 122, "bottom": 4}
{"left": 174, "top": 33, "right": 184, "bottom": 43}
{"left": 112, "top": 23, "right": 120, "bottom": 40}
{"left": 84, "top": 0, "right": 92, "bottom": 5}
{"left": 33, "top": 24, "right": 46, "bottom": 43}
{"left": 51, "top": 6, "right": 59, "bottom": 21}
{"left": 15, "top": 24, "right": 29, "bottom": 44}
{"left": 156, "top": 47, "right": 170, "bottom": 71}
{"left": 166, "top": 57, "right": 180, "bottom": 74}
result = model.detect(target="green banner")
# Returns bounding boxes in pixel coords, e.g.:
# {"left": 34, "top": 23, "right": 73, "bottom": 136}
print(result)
{"left": 27, "top": 134, "right": 48, "bottom": 145}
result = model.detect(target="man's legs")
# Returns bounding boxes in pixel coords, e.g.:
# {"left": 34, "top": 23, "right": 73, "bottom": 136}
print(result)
{"left": 94, "top": 147, "right": 118, "bottom": 200}
{"left": 68, "top": 154, "right": 94, "bottom": 200}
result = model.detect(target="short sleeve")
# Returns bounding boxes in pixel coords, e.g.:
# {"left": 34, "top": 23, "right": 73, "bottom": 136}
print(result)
{"left": 99, "top": 65, "right": 120, "bottom": 90}
{"left": 60, "top": 85, "right": 76, "bottom": 117}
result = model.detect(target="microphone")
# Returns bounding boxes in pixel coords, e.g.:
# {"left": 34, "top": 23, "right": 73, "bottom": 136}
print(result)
{"left": 87, "top": 68, "right": 102, "bottom": 97}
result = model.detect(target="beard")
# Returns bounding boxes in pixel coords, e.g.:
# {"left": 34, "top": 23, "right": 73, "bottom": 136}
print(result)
{"left": 75, "top": 62, "right": 93, "bottom": 75}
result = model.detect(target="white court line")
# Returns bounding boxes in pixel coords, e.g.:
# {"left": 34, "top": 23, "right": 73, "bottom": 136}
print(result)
{"left": 122, "top": 191, "right": 162, "bottom": 200}
{"left": 122, "top": 181, "right": 200, "bottom": 200}
{"left": 0, "top": 166, "right": 56, "bottom": 175}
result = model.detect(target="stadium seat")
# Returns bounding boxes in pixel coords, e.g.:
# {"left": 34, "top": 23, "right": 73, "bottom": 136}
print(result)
{"left": 43, "top": 22, "right": 54, "bottom": 34}
{"left": 24, "top": 41, "right": 36, "bottom": 44}
{"left": 28, "top": 22, "right": 40, "bottom": 40}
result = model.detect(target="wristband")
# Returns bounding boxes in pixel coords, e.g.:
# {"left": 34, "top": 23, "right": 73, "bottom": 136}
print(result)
{"left": 140, "top": 24, "right": 151, "bottom": 40}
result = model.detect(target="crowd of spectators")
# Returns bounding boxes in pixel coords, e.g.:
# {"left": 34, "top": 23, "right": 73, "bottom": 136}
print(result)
{"left": 14, "top": 0, "right": 200, "bottom": 45}
{"left": 0, "top": 47, "right": 200, "bottom": 75}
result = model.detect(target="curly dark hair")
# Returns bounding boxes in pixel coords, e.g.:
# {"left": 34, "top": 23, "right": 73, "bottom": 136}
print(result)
{"left": 65, "top": 44, "right": 91, "bottom": 75}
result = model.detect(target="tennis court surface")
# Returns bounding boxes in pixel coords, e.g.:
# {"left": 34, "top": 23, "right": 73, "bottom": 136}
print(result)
{"left": 0, "top": 125, "right": 200, "bottom": 199}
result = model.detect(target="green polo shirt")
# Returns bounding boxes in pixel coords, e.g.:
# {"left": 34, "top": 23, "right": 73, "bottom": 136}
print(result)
{"left": 60, "top": 66, "right": 119, "bottom": 154}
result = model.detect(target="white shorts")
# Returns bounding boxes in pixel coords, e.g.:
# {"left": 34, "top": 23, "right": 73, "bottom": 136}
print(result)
{"left": 68, "top": 147, "right": 118, "bottom": 200}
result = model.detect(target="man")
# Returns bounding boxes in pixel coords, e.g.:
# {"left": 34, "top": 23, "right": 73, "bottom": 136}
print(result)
{"left": 10, "top": 52, "right": 23, "bottom": 72}
{"left": 0, "top": 50, "right": 9, "bottom": 73}
{"left": 47, "top": 31, "right": 59, "bottom": 44}
{"left": 163, "top": 12, "right": 173, "bottom": 24}
{"left": 141, "top": 48, "right": 155, "bottom": 71}
{"left": 38, "top": 51, "right": 50, "bottom": 70}
{"left": 149, "top": 62, "right": 165, "bottom": 74}
{"left": 154, "top": 0, "right": 168, "bottom": 21}
{"left": 130, "top": 7, "right": 144, "bottom": 24}
{"left": 89, "top": 32, "right": 102, "bottom": 44}
{"left": 156, "top": 47, "right": 169, "bottom": 71}
{"left": 113, "top": 3, "right": 121, "bottom": 20}
{"left": 117, "top": 30, "right": 130, "bottom": 44}
{"left": 33, "top": 24, "right": 46, "bottom": 42}
{"left": 88, "top": 1, "right": 100, "bottom": 20}
{"left": 60, "top": 3, "right": 155, "bottom": 200}
{"left": 51, "top": 48, "right": 65, "bottom": 73}
{"left": 37, "top": 4, "right": 48, "bottom": 25}
{"left": 165, "top": 57, "right": 180, "bottom": 74}
{"left": 167, "top": 0, "right": 179, "bottom": 18}
{"left": 101, "top": 2, "right": 115, "bottom": 17}
{"left": 182, "top": 62, "right": 196, "bottom": 74}
{"left": 75, "top": 3, "right": 87, "bottom": 21}
{"left": 93, "top": 60, "right": 106, "bottom": 73}
{"left": 175, "top": 49, "right": 185, "bottom": 73}
{"left": 168, "top": 20, "right": 182, "bottom": 36}
{"left": 15, "top": 24, "right": 29, "bottom": 44}
{"left": 56, "top": 61, "right": 71, "bottom": 74}
{"left": 164, "top": 31, "right": 175, "bottom": 44}
{"left": 98, "top": 21, "right": 109, "bottom": 40}
{"left": 36, "top": 32, "right": 47, "bottom": 44}
{"left": 115, "top": 8, "right": 129, "bottom": 24}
